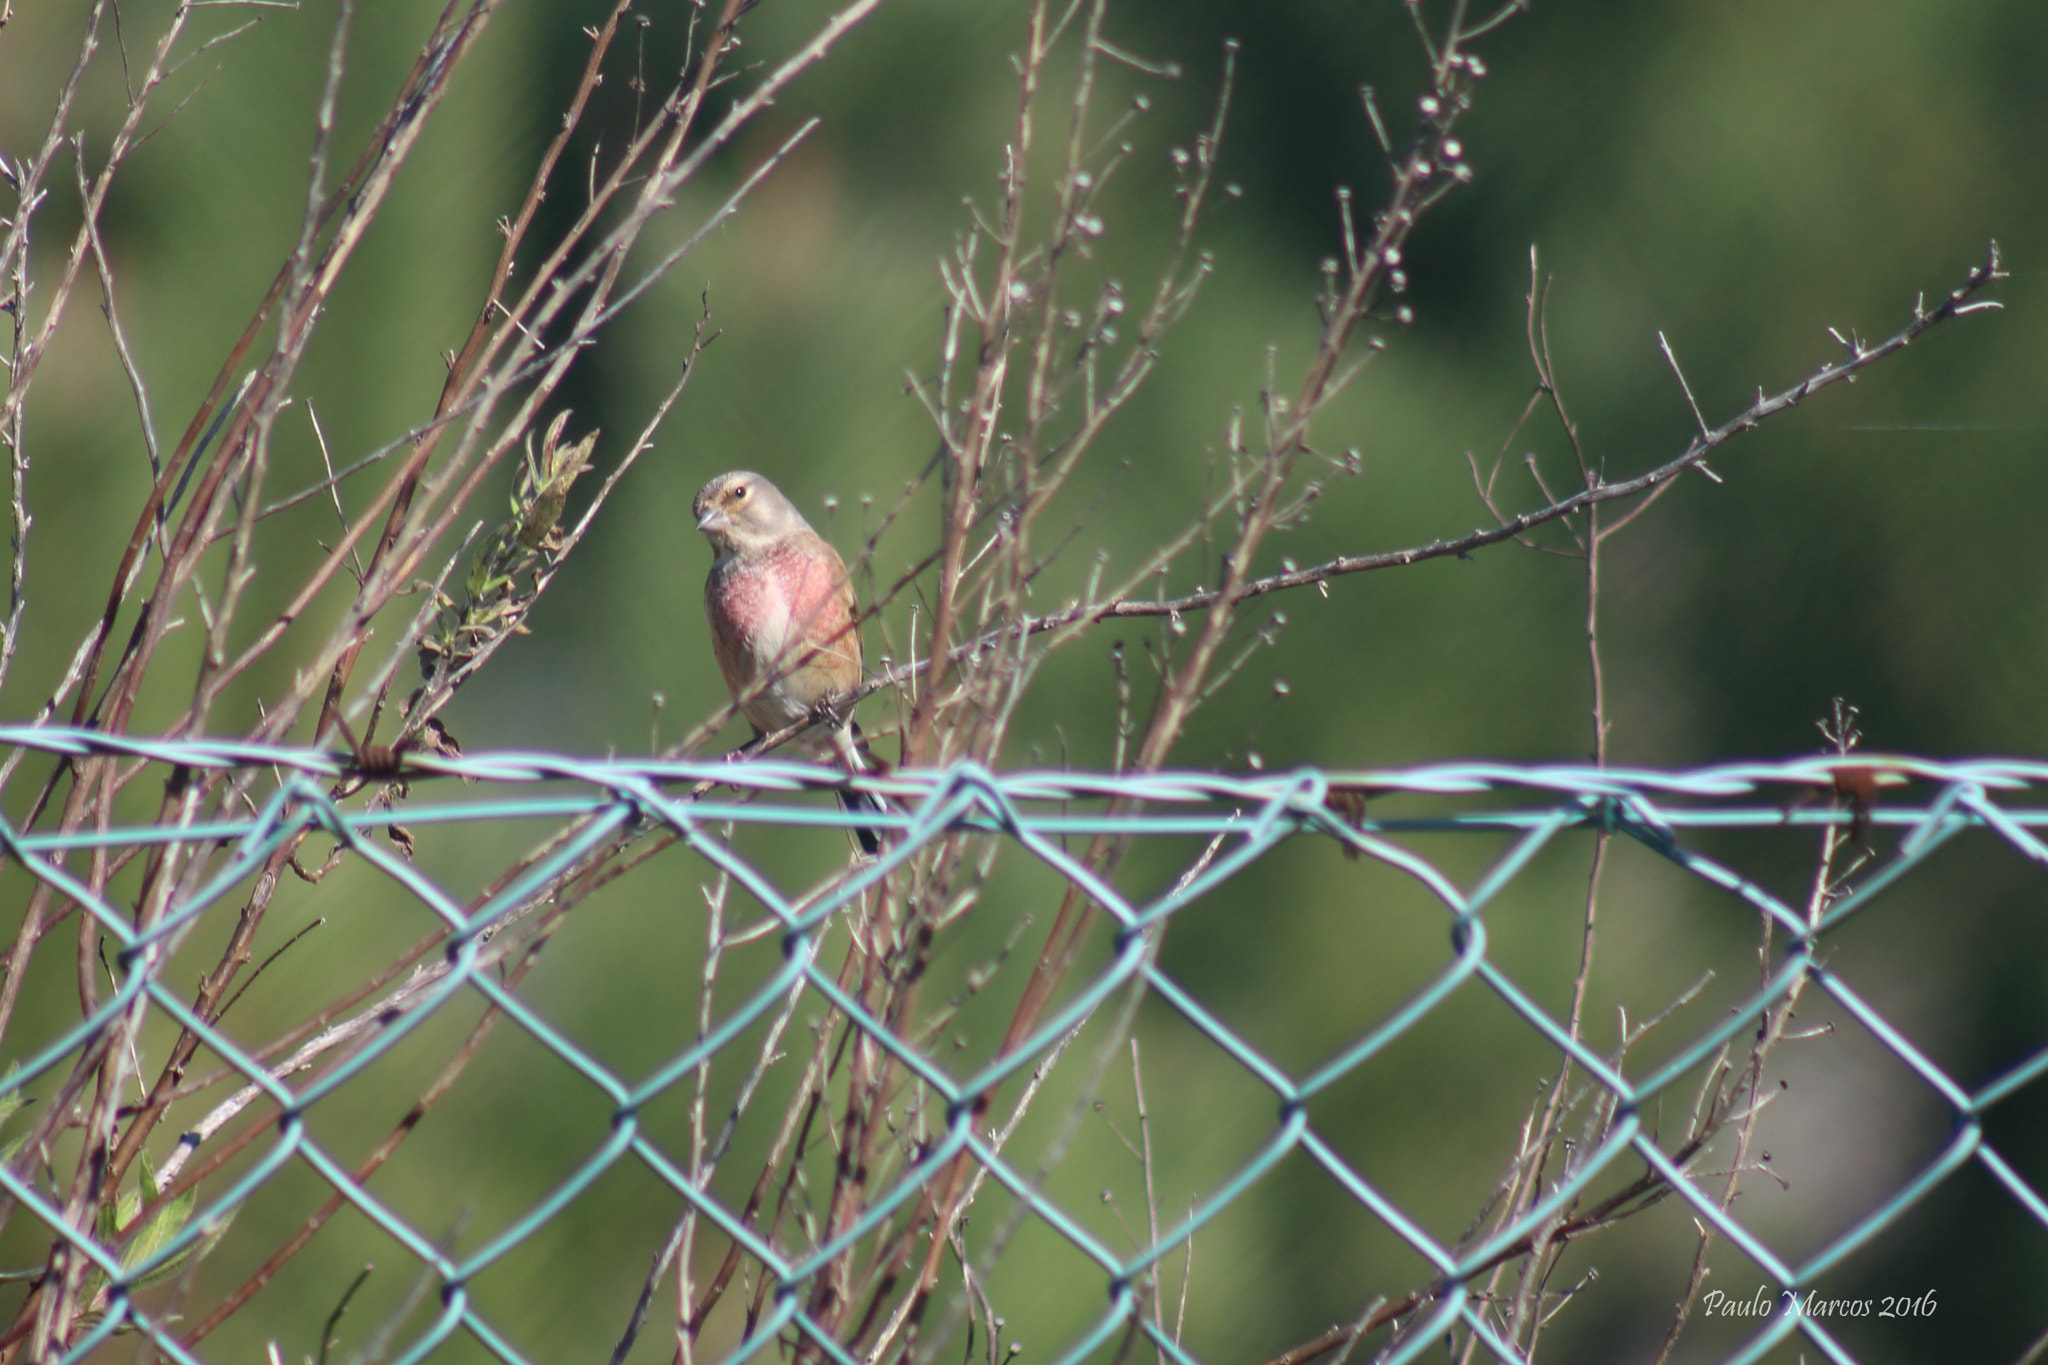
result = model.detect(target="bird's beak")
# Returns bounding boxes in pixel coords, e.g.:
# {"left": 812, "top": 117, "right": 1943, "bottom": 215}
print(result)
{"left": 696, "top": 506, "right": 729, "bottom": 533}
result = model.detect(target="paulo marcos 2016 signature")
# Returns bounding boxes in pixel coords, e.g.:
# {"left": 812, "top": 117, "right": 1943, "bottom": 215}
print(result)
{"left": 1700, "top": 1288, "right": 1939, "bottom": 1319}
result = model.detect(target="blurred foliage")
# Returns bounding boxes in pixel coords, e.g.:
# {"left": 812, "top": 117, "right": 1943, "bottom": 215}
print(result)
{"left": 4, "top": 0, "right": 2046, "bottom": 1361}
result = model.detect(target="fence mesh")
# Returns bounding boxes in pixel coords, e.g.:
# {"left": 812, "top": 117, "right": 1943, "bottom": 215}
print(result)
{"left": 0, "top": 725, "right": 2043, "bottom": 1365}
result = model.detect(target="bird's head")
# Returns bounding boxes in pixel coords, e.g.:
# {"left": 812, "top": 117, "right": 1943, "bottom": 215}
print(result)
{"left": 693, "top": 470, "right": 811, "bottom": 555}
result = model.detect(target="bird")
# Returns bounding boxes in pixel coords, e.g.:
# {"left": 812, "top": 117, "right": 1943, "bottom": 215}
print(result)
{"left": 694, "top": 470, "right": 886, "bottom": 854}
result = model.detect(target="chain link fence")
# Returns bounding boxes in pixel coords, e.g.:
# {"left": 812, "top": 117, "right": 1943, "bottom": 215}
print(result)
{"left": 0, "top": 726, "right": 2041, "bottom": 1365}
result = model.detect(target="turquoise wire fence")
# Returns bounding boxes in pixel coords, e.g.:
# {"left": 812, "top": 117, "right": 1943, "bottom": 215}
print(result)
{"left": 0, "top": 725, "right": 2043, "bottom": 1364}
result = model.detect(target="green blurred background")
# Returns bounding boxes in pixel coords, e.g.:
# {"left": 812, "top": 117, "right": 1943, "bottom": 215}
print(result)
{"left": 3, "top": 0, "right": 2047, "bottom": 1361}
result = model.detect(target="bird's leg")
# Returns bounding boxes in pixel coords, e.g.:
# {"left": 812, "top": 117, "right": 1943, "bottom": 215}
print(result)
{"left": 809, "top": 693, "right": 852, "bottom": 735}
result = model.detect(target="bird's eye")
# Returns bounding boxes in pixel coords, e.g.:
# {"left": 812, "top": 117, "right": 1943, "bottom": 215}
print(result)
{"left": 732, "top": 484, "right": 749, "bottom": 500}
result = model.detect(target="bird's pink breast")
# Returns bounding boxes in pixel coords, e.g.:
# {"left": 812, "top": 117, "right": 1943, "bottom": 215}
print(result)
{"left": 713, "top": 547, "right": 829, "bottom": 655}
{"left": 705, "top": 542, "right": 852, "bottom": 728}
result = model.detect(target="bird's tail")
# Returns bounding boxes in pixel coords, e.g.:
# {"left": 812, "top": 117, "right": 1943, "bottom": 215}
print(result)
{"left": 838, "top": 787, "right": 887, "bottom": 857}
{"left": 834, "top": 720, "right": 891, "bottom": 856}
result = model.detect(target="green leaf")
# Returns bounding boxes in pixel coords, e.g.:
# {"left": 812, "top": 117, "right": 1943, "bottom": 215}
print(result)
{"left": 131, "top": 1204, "right": 238, "bottom": 1290}
{"left": 0, "top": 1063, "right": 29, "bottom": 1132}
{"left": 123, "top": 1156, "right": 197, "bottom": 1278}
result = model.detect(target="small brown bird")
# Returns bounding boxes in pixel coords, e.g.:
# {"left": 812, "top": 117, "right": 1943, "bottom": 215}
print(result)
{"left": 694, "top": 470, "right": 883, "bottom": 853}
